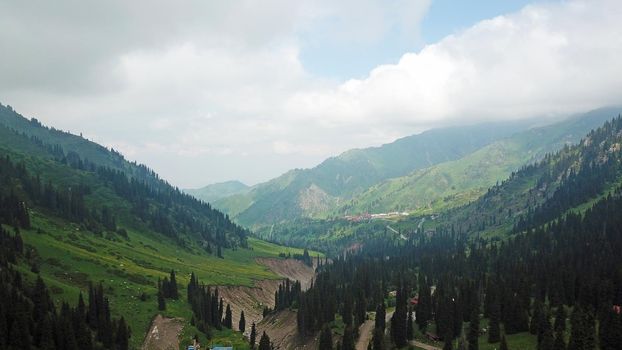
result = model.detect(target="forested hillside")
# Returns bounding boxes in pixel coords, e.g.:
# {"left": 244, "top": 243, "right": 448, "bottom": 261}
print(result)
{"left": 0, "top": 103, "right": 319, "bottom": 349}
{"left": 340, "top": 107, "right": 619, "bottom": 216}
{"left": 270, "top": 115, "right": 622, "bottom": 350}
{"left": 255, "top": 109, "right": 620, "bottom": 252}
{"left": 0, "top": 103, "right": 248, "bottom": 250}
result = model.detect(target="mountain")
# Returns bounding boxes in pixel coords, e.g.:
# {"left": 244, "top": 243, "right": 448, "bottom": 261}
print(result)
{"left": 290, "top": 114, "right": 622, "bottom": 350}
{"left": 215, "top": 120, "right": 535, "bottom": 227}
{"left": 257, "top": 108, "right": 621, "bottom": 252}
{"left": 0, "top": 103, "right": 248, "bottom": 249}
{"left": 339, "top": 107, "right": 621, "bottom": 216}
{"left": 0, "top": 102, "right": 319, "bottom": 349}
{"left": 185, "top": 180, "right": 249, "bottom": 203}
{"left": 431, "top": 111, "right": 622, "bottom": 239}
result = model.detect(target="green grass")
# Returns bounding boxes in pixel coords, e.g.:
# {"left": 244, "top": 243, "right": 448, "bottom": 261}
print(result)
{"left": 18, "top": 212, "right": 320, "bottom": 349}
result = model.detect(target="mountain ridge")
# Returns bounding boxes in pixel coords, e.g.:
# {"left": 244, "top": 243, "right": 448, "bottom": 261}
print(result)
{"left": 214, "top": 120, "right": 537, "bottom": 227}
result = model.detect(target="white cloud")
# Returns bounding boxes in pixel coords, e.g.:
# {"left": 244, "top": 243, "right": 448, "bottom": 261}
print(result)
{"left": 1, "top": 0, "right": 621, "bottom": 187}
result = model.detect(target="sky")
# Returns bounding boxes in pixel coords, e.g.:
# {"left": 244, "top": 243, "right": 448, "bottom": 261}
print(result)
{"left": 1, "top": 0, "right": 622, "bottom": 188}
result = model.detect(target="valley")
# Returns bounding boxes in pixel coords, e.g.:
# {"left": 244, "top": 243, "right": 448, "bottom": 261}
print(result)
{"left": 1, "top": 102, "right": 622, "bottom": 350}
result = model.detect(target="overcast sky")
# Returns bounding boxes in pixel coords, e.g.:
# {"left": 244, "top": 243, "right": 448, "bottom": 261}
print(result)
{"left": 1, "top": 0, "right": 621, "bottom": 188}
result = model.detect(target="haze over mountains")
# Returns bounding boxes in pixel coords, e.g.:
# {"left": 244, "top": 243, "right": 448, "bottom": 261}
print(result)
{"left": 200, "top": 107, "right": 620, "bottom": 230}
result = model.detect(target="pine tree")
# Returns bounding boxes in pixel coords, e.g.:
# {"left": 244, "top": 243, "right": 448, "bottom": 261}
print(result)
{"left": 406, "top": 308, "right": 414, "bottom": 340}
{"left": 372, "top": 327, "right": 384, "bottom": 350}
{"left": 157, "top": 290, "right": 166, "bottom": 311}
{"left": 375, "top": 303, "right": 386, "bottom": 332}
{"left": 239, "top": 310, "right": 246, "bottom": 333}
{"left": 567, "top": 306, "right": 583, "bottom": 350}
{"left": 169, "top": 269, "right": 179, "bottom": 299}
{"left": 391, "top": 281, "right": 408, "bottom": 348}
{"left": 258, "top": 331, "right": 272, "bottom": 350}
{"left": 224, "top": 304, "right": 233, "bottom": 329}
{"left": 416, "top": 275, "right": 432, "bottom": 331}
{"left": 553, "top": 306, "right": 566, "bottom": 332}
{"left": 531, "top": 299, "right": 543, "bottom": 335}
{"left": 552, "top": 328, "right": 565, "bottom": 350}
{"left": 250, "top": 322, "right": 257, "bottom": 349}
{"left": 500, "top": 333, "right": 509, "bottom": 350}
{"left": 488, "top": 297, "right": 500, "bottom": 343}
{"left": 319, "top": 325, "right": 333, "bottom": 350}
{"left": 342, "top": 326, "right": 355, "bottom": 350}
{"left": 467, "top": 307, "right": 479, "bottom": 350}
{"left": 115, "top": 317, "right": 130, "bottom": 350}
{"left": 538, "top": 319, "right": 554, "bottom": 350}
{"left": 600, "top": 309, "right": 622, "bottom": 350}
{"left": 457, "top": 332, "right": 468, "bottom": 350}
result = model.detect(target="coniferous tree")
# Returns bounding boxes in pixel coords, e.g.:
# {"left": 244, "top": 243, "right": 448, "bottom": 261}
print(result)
{"left": 342, "top": 326, "right": 355, "bottom": 350}
{"left": 552, "top": 328, "right": 565, "bottom": 350}
{"left": 342, "top": 291, "right": 353, "bottom": 328}
{"left": 390, "top": 280, "right": 408, "bottom": 348}
{"left": 239, "top": 310, "right": 246, "bottom": 333}
{"left": 553, "top": 306, "right": 566, "bottom": 332}
{"left": 500, "top": 333, "right": 509, "bottom": 350}
{"left": 406, "top": 308, "right": 414, "bottom": 340}
{"left": 115, "top": 317, "right": 130, "bottom": 350}
{"left": 467, "top": 307, "right": 479, "bottom": 350}
{"left": 372, "top": 327, "right": 384, "bottom": 350}
{"left": 375, "top": 303, "right": 386, "bottom": 332}
{"left": 157, "top": 290, "right": 166, "bottom": 311}
{"left": 250, "top": 322, "right": 257, "bottom": 349}
{"left": 488, "top": 296, "right": 500, "bottom": 343}
{"left": 224, "top": 304, "right": 233, "bottom": 329}
{"left": 600, "top": 309, "right": 622, "bottom": 350}
{"left": 538, "top": 318, "right": 554, "bottom": 350}
{"left": 416, "top": 275, "right": 432, "bottom": 331}
{"left": 169, "top": 270, "right": 179, "bottom": 299}
{"left": 319, "top": 325, "right": 333, "bottom": 350}
{"left": 457, "top": 332, "right": 468, "bottom": 350}
{"left": 258, "top": 331, "right": 272, "bottom": 350}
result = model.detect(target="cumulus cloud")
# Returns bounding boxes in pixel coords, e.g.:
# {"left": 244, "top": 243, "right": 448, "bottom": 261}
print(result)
{"left": 1, "top": 0, "right": 621, "bottom": 187}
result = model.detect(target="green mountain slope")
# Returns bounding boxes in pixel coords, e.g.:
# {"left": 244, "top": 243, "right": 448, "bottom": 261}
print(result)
{"left": 340, "top": 107, "right": 621, "bottom": 216}
{"left": 185, "top": 180, "right": 249, "bottom": 203}
{"left": 430, "top": 112, "right": 622, "bottom": 239}
{"left": 259, "top": 109, "right": 622, "bottom": 253}
{"left": 215, "top": 121, "right": 534, "bottom": 227}
{"left": 0, "top": 103, "right": 320, "bottom": 349}
{"left": 0, "top": 103, "right": 248, "bottom": 249}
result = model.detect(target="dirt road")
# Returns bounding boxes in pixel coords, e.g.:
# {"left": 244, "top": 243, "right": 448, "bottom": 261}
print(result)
{"left": 142, "top": 315, "right": 184, "bottom": 350}
{"left": 355, "top": 318, "right": 375, "bottom": 350}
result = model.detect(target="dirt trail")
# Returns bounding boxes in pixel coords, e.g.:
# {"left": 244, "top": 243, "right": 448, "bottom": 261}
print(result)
{"left": 355, "top": 318, "right": 375, "bottom": 350}
{"left": 410, "top": 341, "right": 442, "bottom": 350}
{"left": 142, "top": 257, "right": 316, "bottom": 349}
{"left": 217, "top": 279, "right": 283, "bottom": 335}
{"left": 253, "top": 258, "right": 320, "bottom": 349}
{"left": 257, "top": 310, "right": 319, "bottom": 350}
{"left": 218, "top": 258, "right": 317, "bottom": 337}
{"left": 142, "top": 315, "right": 184, "bottom": 350}
{"left": 256, "top": 258, "right": 316, "bottom": 289}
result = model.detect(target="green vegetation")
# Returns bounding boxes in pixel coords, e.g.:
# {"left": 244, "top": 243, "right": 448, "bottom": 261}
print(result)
{"left": 0, "top": 103, "right": 322, "bottom": 349}
{"left": 17, "top": 212, "right": 315, "bottom": 348}
{"left": 215, "top": 121, "right": 534, "bottom": 228}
